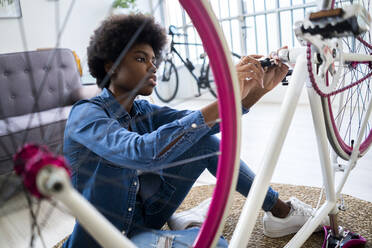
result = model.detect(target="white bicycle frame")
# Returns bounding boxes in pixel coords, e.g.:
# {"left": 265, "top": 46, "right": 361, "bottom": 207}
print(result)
{"left": 230, "top": 45, "right": 372, "bottom": 247}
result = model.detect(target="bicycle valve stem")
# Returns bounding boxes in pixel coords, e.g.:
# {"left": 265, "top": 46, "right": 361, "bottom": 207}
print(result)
{"left": 13, "top": 144, "right": 71, "bottom": 198}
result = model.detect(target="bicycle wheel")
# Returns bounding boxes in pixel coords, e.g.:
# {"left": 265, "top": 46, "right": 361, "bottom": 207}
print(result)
{"left": 154, "top": 59, "right": 179, "bottom": 103}
{"left": 316, "top": 0, "right": 372, "bottom": 160}
{"left": 0, "top": 0, "right": 241, "bottom": 247}
{"left": 206, "top": 52, "right": 241, "bottom": 97}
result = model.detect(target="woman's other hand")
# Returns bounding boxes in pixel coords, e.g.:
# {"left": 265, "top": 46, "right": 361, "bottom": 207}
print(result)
{"left": 236, "top": 55, "right": 264, "bottom": 99}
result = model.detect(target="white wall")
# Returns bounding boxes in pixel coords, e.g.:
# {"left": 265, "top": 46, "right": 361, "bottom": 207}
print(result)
{"left": 0, "top": 0, "right": 153, "bottom": 76}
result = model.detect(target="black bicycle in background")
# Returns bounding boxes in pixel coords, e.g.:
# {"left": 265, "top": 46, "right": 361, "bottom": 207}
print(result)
{"left": 155, "top": 25, "right": 241, "bottom": 103}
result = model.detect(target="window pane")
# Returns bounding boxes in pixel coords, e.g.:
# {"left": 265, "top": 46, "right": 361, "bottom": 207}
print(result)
{"left": 221, "top": 21, "right": 232, "bottom": 51}
{"left": 185, "top": 12, "right": 191, "bottom": 26}
{"left": 292, "top": 0, "right": 305, "bottom": 5}
{"left": 305, "top": 6, "right": 317, "bottom": 15}
{"left": 229, "top": 0, "right": 239, "bottom": 16}
{"left": 245, "top": 0, "right": 255, "bottom": 13}
{"left": 193, "top": 29, "right": 203, "bottom": 64}
{"left": 266, "top": 0, "right": 277, "bottom": 10}
{"left": 293, "top": 8, "right": 305, "bottom": 22}
{"left": 220, "top": 0, "right": 230, "bottom": 18}
{"left": 256, "top": 15, "right": 267, "bottom": 55}
{"left": 267, "top": 13, "right": 279, "bottom": 53}
{"left": 255, "top": 0, "right": 265, "bottom": 12}
{"left": 210, "top": 0, "right": 221, "bottom": 18}
{"left": 166, "top": 0, "right": 183, "bottom": 27}
{"left": 279, "top": 0, "right": 291, "bottom": 7}
{"left": 186, "top": 27, "right": 197, "bottom": 62}
{"left": 293, "top": 9, "right": 305, "bottom": 47}
{"left": 245, "top": 17, "right": 257, "bottom": 54}
{"left": 231, "top": 19, "right": 241, "bottom": 54}
{"left": 280, "top": 11, "right": 292, "bottom": 48}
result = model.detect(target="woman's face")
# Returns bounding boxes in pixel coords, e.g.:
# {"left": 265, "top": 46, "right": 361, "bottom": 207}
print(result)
{"left": 108, "top": 43, "right": 157, "bottom": 96}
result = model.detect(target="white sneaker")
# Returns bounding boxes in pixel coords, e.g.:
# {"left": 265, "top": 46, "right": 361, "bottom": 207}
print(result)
{"left": 168, "top": 197, "right": 212, "bottom": 231}
{"left": 263, "top": 197, "right": 329, "bottom": 238}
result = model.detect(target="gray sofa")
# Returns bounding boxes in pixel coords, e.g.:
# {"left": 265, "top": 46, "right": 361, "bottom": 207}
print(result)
{"left": 0, "top": 48, "right": 98, "bottom": 203}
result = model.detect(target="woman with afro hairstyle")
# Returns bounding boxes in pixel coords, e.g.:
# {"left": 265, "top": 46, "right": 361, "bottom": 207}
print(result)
{"left": 63, "top": 13, "right": 324, "bottom": 248}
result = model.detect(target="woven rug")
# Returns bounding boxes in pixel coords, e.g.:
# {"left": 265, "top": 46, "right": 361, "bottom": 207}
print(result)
{"left": 175, "top": 183, "right": 372, "bottom": 248}
{"left": 55, "top": 183, "right": 371, "bottom": 247}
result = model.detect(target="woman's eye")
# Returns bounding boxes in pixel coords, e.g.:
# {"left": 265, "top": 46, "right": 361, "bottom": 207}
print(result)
{"left": 136, "top": 57, "right": 146, "bottom": 63}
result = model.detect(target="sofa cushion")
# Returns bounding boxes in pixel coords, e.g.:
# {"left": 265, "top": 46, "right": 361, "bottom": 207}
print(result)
{"left": 0, "top": 48, "right": 85, "bottom": 202}
{"left": 0, "top": 48, "right": 81, "bottom": 119}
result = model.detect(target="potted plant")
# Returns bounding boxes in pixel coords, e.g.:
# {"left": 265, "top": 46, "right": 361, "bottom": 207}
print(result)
{"left": 111, "top": 0, "right": 137, "bottom": 14}
{"left": 112, "top": 0, "right": 136, "bottom": 9}
{"left": 0, "top": 0, "right": 14, "bottom": 7}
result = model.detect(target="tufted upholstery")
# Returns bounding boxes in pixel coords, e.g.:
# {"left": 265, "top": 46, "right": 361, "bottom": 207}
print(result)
{"left": 0, "top": 48, "right": 99, "bottom": 202}
{"left": 0, "top": 49, "right": 82, "bottom": 119}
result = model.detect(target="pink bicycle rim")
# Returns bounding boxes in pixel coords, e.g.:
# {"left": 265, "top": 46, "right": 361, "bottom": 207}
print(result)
{"left": 179, "top": 0, "right": 239, "bottom": 247}
{"left": 327, "top": 97, "right": 372, "bottom": 155}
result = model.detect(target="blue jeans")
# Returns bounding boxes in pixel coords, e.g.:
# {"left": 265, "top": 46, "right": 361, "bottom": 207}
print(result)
{"left": 130, "top": 227, "right": 228, "bottom": 248}
{"left": 129, "top": 135, "right": 279, "bottom": 247}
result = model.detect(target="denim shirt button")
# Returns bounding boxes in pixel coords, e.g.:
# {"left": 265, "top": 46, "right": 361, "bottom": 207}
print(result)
{"left": 122, "top": 230, "right": 126, "bottom": 235}
{"left": 133, "top": 181, "right": 137, "bottom": 186}
{"left": 128, "top": 207, "right": 132, "bottom": 212}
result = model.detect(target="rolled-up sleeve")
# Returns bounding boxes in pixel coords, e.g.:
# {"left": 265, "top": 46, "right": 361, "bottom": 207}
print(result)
{"left": 66, "top": 102, "right": 211, "bottom": 171}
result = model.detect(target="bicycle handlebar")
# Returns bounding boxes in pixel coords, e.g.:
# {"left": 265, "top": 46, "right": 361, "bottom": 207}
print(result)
{"left": 169, "top": 25, "right": 188, "bottom": 37}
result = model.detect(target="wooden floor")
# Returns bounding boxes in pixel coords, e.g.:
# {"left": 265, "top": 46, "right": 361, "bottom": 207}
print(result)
{"left": 1, "top": 97, "right": 371, "bottom": 248}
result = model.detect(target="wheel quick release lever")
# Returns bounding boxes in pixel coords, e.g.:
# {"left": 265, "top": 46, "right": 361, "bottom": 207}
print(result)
{"left": 258, "top": 57, "right": 291, "bottom": 85}
{"left": 259, "top": 58, "right": 275, "bottom": 68}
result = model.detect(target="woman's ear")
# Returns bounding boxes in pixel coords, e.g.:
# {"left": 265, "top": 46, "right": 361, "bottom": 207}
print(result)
{"left": 104, "top": 62, "right": 114, "bottom": 74}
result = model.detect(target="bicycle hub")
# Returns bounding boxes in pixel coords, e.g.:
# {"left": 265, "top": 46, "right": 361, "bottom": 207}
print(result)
{"left": 13, "top": 144, "right": 71, "bottom": 198}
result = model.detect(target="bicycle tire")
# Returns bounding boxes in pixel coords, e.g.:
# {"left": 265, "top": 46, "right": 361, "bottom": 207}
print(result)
{"left": 154, "top": 59, "right": 179, "bottom": 103}
{"left": 0, "top": 0, "right": 241, "bottom": 247}
{"left": 317, "top": 0, "right": 372, "bottom": 160}
{"left": 206, "top": 52, "right": 241, "bottom": 98}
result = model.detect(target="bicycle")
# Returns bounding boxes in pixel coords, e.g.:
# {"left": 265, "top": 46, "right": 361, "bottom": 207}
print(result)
{"left": 154, "top": 25, "right": 241, "bottom": 102}
{"left": 0, "top": 0, "right": 371, "bottom": 248}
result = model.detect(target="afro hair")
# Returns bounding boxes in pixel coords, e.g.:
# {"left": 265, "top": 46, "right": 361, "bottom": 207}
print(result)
{"left": 87, "top": 13, "right": 167, "bottom": 88}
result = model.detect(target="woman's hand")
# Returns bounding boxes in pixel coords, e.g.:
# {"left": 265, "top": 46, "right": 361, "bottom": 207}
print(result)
{"left": 240, "top": 47, "right": 289, "bottom": 109}
{"left": 236, "top": 55, "right": 264, "bottom": 99}
{"left": 262, "top": 47, "right": 289, "bottom": 91}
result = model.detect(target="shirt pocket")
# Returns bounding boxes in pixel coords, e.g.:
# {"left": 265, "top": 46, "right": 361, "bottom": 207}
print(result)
{"left": 142, "top": 180, "right": 176, "bottom": 215}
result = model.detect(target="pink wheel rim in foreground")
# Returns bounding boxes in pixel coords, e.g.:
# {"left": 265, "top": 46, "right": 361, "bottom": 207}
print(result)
{"left": 180, "top": 0, "right": 240, "bottom": 247}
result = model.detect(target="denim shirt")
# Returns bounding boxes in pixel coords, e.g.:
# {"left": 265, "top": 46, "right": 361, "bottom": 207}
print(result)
{"left": 62, "top": 88, "right": 223, "bottom": 247}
